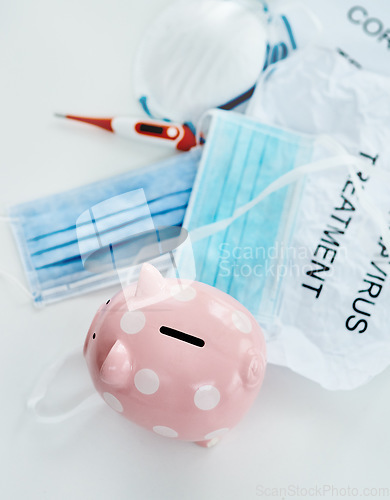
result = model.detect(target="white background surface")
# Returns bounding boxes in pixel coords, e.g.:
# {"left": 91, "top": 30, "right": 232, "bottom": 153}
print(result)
{"left": 1, "top": 1, "right": 389, "bottom": 499}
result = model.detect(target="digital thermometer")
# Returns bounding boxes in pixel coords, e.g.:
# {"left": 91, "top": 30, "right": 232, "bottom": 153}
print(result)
{"left": 55, "top": 114, "right": 197, "bottom": 151}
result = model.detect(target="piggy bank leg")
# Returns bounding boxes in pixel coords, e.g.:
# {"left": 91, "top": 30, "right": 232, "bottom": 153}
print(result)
{"left": 195, "top": 437, "right": 220, "bottom": 448}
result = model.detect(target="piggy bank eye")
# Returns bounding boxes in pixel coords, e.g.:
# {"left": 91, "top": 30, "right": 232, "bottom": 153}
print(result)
{"left": 92, "top": 332, "right": 96, "bottom": 339}
{"left": 160, "top": 326, "right": 205, "bottom": 348}
{"left": 106, "top": 299, "right": 110, "bottom": 304}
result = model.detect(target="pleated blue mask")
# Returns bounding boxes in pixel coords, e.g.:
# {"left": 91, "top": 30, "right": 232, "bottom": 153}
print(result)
{"left": 183, "top": 110, "right": 345, "bottom": 324}
{"left": 9, "top": 149, "right": 200, "bottom": 306}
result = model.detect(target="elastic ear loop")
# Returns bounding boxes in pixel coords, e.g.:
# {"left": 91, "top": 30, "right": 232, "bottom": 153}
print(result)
{"left": 273, "top": 0, "right": 323, "bottom": 45}
{"left": 27, "top": 348, "right": 103, "bottom": 423}
{"left": 195, "top": 109, "right": 217, "bottom": 147}
{"left": 188, "top": 153, "right": 390, "bottom": 248}
{"left": 0, "top": 215, "right": 99, "bottom": 421}
{"left": 0, "top": 215, "right": 34, "bottom": 300}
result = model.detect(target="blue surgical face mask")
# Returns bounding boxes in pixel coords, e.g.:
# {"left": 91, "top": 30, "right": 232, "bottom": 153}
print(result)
{"left": 8, "top": 149, "right": 200, "bottom": 306}
{"left": 182, "top": 110, "right": 390, "bottom": 393}
{"left": 182, "top": 110, "right": 354, "bottom": 324}
{"left": 134, "top": 0, "right": 305, "bottom": 128}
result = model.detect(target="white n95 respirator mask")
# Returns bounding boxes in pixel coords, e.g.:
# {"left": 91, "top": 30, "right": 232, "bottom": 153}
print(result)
{"left": 133, "top": 0, "right": 316, "bottom": 126}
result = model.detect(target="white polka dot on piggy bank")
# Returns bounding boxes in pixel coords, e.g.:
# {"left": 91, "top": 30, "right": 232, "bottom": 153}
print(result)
{"left": 84, "top": 263, "right": 267, "bottom": 447}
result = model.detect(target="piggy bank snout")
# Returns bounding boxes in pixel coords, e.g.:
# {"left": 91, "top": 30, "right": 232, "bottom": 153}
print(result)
{"left": 100, "top": 340, "right": 132, "bottom": 386}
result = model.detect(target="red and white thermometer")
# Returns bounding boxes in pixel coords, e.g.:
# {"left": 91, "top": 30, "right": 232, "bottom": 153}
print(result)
{"left": 55, "top": 114, "right": 197, "bottom": 151}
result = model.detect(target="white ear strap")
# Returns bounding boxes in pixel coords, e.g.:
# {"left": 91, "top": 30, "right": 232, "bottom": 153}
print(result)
{"left": 0, "top": 215, "right": 34, "bottom": 299}
{"left": 27, "top": 348, "right": 102, "bottom": 423}
{"left": 188, "top": 153, "right": 390, "bottom": 251}
{"left": 189, "top": 154, "right": 360, "bottom": 241}
{"left": 0, "top": 268, "right": 33, "bottom": 299}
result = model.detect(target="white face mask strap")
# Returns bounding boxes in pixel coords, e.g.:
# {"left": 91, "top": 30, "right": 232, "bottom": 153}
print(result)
{"left": 27, "top": 348, "right": 102, "bottom": 423}
{"left": 0, "top": 214, "right": 34, "bottom": 300}
{"left": 189, "top": 153, "right": 361, "bottom": 242}
{"left": 0, "top": 215, "right": 20, "bottom": 222}
{"left": 0, "top": 268, "right": 33, "bottom": 299}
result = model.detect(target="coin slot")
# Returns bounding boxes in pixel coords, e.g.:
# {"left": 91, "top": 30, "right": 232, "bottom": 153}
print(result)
{"left": 159, "top": 326, "right": 205, "bottom": 348}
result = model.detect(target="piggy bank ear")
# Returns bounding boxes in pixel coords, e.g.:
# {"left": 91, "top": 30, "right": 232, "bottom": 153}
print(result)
{"left": 100, "top": 340, "right": 131, "bottom": 386}
{"left": 241, "top": 349, "right": 266, "bottom": 388}
{"left": 135, "top": 263, "right": 166, "bottom": 297}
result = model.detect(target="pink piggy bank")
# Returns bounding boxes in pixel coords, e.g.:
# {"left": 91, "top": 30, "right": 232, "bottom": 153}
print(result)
{"left": 84, "top": 263, "right": 266, "bottom": 447}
